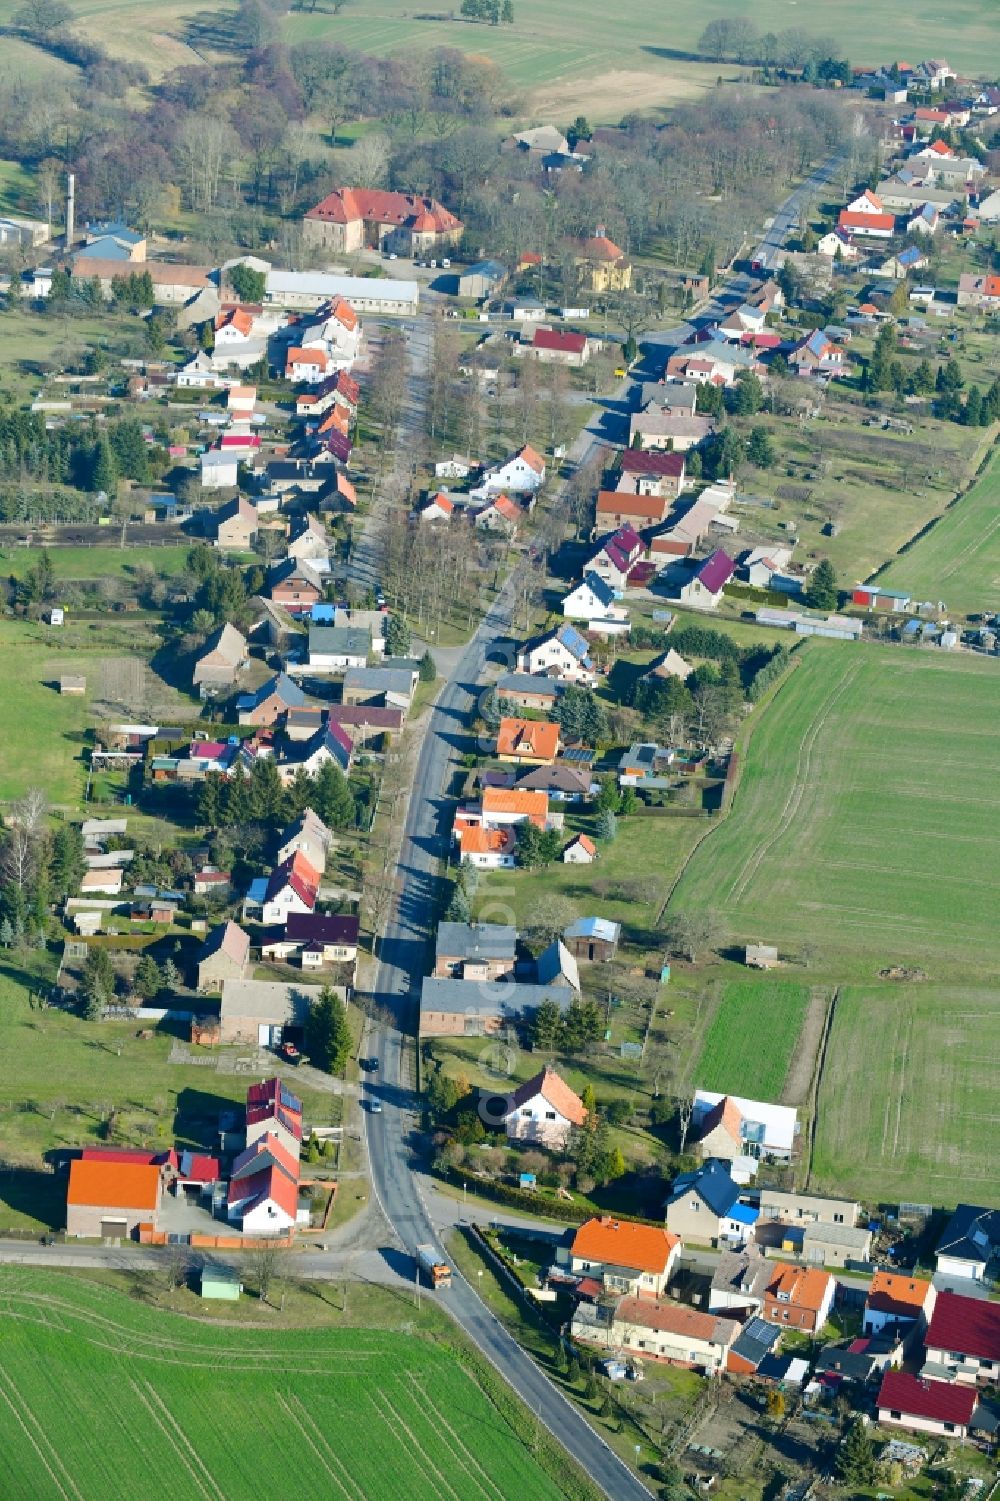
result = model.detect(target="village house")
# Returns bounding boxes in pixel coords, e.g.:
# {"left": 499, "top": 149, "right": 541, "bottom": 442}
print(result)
{"left": 269, "top": 558, "right": 325, "bottom": 614}
{"left": 838, "top": 208, "right": 896, "bottom": 240}
{"left": 587, "top": 525, "right": 645, "bottom": 593}
{"left": 326, "top": 702, "right": 403, "bottom": 747}
{"left": 617, "top": 742, "right": 674, "bottom": 790}
{"left": 518, "top": 763, "right": 592, "bottom": 802}
{"left": 573, "top": 1298, "right": 739, "bottom": 1375}
{"left": 761, "top": 1263, "right": 836, "bottom": 1334}
{"left": 303, "top": 187, "right": 462, "bottom": 256}
{"left": 279, "top": 722, "right": 352, "bottom": 782}
{"left": 864, "top": 1272, "right": 937, "bottom": 1339}
{"left": 261, "top": 912, "right": 360, "bottom": 970}
{"left": 286, "top": 514, "right": 330, "bottom": 565}
{"left": 757, "top": 1189, "right": 860, "bottom": 1228}
{"left": 877, "top": 1372, "right": 977, "bottom": 1441}
{"left": 562, "top": 916, "right": 620, "bottom": 963}
{"left": 516, "top": 623, "right": 596, "bottom": 684}
{"left": 562, "top": 833, "right": 597, "bottom": 863}
{"left": 643, "top": 648, "right": 692, "bottom": 684}
{"left": 307, "top": 624, "right": 370, "bottom": 672}
{"left": 259, "top": 851, "right": 320, "bottom": 926}
{"left": 678, "top": 549, "right": 736, "bottom": 610}
{"left": 213, "top": 496, "right": 258, "bottom": 550}
{"left": 66, "top": 1158, "right": 162, "bottom": 1239}
{"left": 201, "top": 448, "right": 239, "bottom": 490}
{"left": 246, "top": 1077, "right": 303, "bottom": 1158}
{"left": 535, "top": 938, "right": 580, "bottom": 991}
{"left": 629, "top": 407, "right": 716, "bottom": 452}
{"left": 227, "top": 1134, "right": 302, "bottom": 1234}
{"left": 617, "top": 449, "right": 686, "bottom": 500}
{"left": 496, "top": 717, "right": 561, "bottom": 765}
{"left": 417, "top": 976, "right": 572, "bottom": 1036}
{"left": 569, "top": 1217, "right": 681, "bottom": 1298}
{"left": 503, "top": 1065, "right": 586, "bottom": 1150}
{"left": 418, "top": 492, "right": 456, "bottom": 523}
{"left": 665, "top": 1160, "right": 759, "bottom": 1248}
{"left": 924, "top": 1293, "right": 1000, "bottom": 1384}
{"left": 957, "top": 273, "right": 1000, "bottom": 309}
{"left": 474, "top": 493, "right": 522, "bottom": 534}
{"left": 481, "top": 787, "right": 550, "bottom": 829}
{"left": 197, "top": 920, "right": 252, "bottom": 993}
{"left": 935, "top": 1204, "right": 1000, "bottom": 1282}
{"left": 454, "top": 825, "right": 517, "bottom": 868}
{"left": 496, "top": 673, "right": 567, "bottom": 712}
{"left": 817, "top": 228, "right": 859, "bottom": 260}
{"left": 595, "top": 489, "right": 670, "bottom": 530}
{"left": 434, "top": 921, "right": 516, "bottom": 981}
{"left": 561, "top": 572, "right": 631, "bottom": 634}
{"left": 791, "top": 329, "right": 847, "bottom": 376}
{"left": 692, "top": 1092, "right": 798, "bottom": 1164}
{"left": 477, "top": 444, "right": 546, "bottom": 496}
{"left": 341, "top": 665, "right": 416, "bottom": 711}
{"left": 237, "top": 672, "right": 309, "bottom": 727}
{"left": 276, "top": 807, "right": 333, "bottom": 875}
{"left": 192, "top": 623, "right": 249, "bottom": 698}
{"left": 525, "top": 327, "right": 592, "bottom": 365}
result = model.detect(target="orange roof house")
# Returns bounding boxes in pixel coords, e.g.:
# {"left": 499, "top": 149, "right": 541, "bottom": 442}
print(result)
{"left": 518, "top": 443, "right": 546, "bottom": 476}
{"left": 481, "top": 787, "right": 549, "bottom": 827}
{"left": 571, "top": 1217, "right": 680, "bottom": 1294}
{"left": 504, "top": 1065, "right": 587, "bottom": 1148}
{"left": 762, "top": 1263, "right": 836, "bottom": 1333}
{"left": 456, "top": 825, "right": 516, "bottom": 864}
{"left": 864, "top": 1271, "right": 936, "bottom": 1331}
{"left": 496, "top": 716, "right": 561, "bottom": 765}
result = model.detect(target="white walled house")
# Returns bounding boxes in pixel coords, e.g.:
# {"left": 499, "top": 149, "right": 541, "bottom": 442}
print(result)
{"left": 503, "top": 1066, "right": 587, "bottom": 1150}
{"left": 478, "top": 443, "right": 546, "bottom": 496}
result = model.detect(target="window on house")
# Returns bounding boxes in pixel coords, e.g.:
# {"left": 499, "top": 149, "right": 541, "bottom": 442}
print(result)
{"left": 545, "top": 1111, "right": 556, "bottom": 1120}
{"left": 782, "top": 1310, "right": 790, "bottom": 1321}
{"left": 890, "top": 1410, "right": 901, "bottom": 1421}
{"left": 521, "top": 1108, "right": 532, "bottom": 1117}
{"left": 945, "top": 1423, "right": 955, "bottom": 1434}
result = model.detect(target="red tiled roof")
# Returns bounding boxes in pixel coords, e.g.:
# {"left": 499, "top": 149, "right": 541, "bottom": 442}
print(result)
{"left": 566, "top": 833, "right": 597, "bottom": 857}
{"left": 596, "top": 491, "right": 665, "bottom": 521}
{"left": 615, "top": 1296, "right": 736, "bottom": 1344}
{"left": 579, "top": 233, "right": 626, "bottom": 262}
{"left": 265, "top": 850, "right": 319, "bottom": 909}
{"left": 866, "top": 1271, "right": 934, "bottom": 1317}
{"left": 228, "top": 1164, "right": 299, "bottom": 1220}
{"left": 698, "top": 1094, "right": 743, "bottom": 1142}
{"left": 765, "top": 1263, "right": 833, "bottom": 1314}
{"left": 231, "top": 1132, "right": 301, "bottom": 1183}
{"left": 533, "top": 327, "right": 587, "bottom": 355}
{"left": 878, "top": 1371, "right": 976, "bottom": 1427}
{"left": 246, "top": 1076, "right": 303, "bottom": 1117}
{"left": 497, "top": 717, "right": 561, "bottom": 760}
{"left": 926, "top": 1291, "right": 1000, "bottom": 1363}
{"left": 517, "top": 444, "right": 545, "bottom": 475}
{"left": 507, "top": 1065, "right": 587, "bottom": 1125}
{"left": 216, "top": 307, "right": 253, "bottom": 336}
{"left": 306, "top": 188, "right": 461, "bottom": 235}
{"left": 695, "top": 549, "right": 736, "bottom": 594}
{"left": 838, "top": 211, "right": 896, "bottom": 231}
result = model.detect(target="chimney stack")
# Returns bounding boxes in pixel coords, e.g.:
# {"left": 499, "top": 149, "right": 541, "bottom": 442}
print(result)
{"left": 65, "top": 173, "right": 75, "bottom": 249}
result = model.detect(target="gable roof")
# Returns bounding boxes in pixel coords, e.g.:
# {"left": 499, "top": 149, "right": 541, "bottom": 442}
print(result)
{"left": 570, "top": 571, "right": 617, "bottom": 609}
{"left": 765, "top": 1263, "right": 833, "bottom": 1313}
{"left": 67, "top": 1159, "right": 160, "bottom": 1211}
{"left": 246, "top": 1076, "right": 302, "bottom": 1116}
{"left": 457, "top": 826, "right": 516, "bottom": 857}
{"left": 565, "top": 832, "right": 597, "bottom": 856}
{"left": 564, "top": 916, "right": 620, "bottom": 944}
{"left": 694, "top": 549, "right": 735, "bottom": 593}
{"left": 265, "top": 851, "right": 320, "bottom": 908}
{"left": 927, "top": 1291, "right": 1000, "bottom": 1362}
{"left": 228, "top": 1163, "right": 299, "bottom": 1220}
{"left": 507, "top": 1065, "right": 587, "bottom": 1125}
{"left": 240, "top": 672, "right": 309, "bottom": 712}
{"left": 497, "top": 717, "right": 561, "bottom": 760}
{"left": 667, "top": 1159, "right": 742, "bottom": 1218}
{"left": 614, "top": 1295, "right": 737, "bottom": 1345}
{"left": 866, "top": 1271, "right": 935, "bottom": 1317}
{"left": 572, "top": 1217, "right": 679, "bottom": 1274}
{"left": 230, "top": 1131, "right": 300, "bottom": 1183}
{"left": 200, "top": 919, "right": 250, "bottom": 968}
{"left": 878, "top": 1371, "right": 977, "bottom": 1427}
{"left": 481, "top": 787, "right": 549, "bottom": 819}
{"left": 838, "top": 210, "right": 896, "bottom": 230}
{"left": 535, "top": 938, "right": 581, "bottom": 990}
{"left": 285, "top": 912, "right": 360, "bottom": 947}
{"left": 516, "top": 443, "right": 545, "bottom": 475}
{"left": 436, "top": 921, "right": 517, "bottom": 962}
{"left": 306, "top": 188, "right": 460, "bottom": 234}
{"left": 596, "top": 490, "right": 666, "bottom": 522}
{"left": 533, "top": 327, "right": 587, "bottom": 355}
{"left": 619, "top": 449, "right": 686, "bottom": 477}
{"left": 937, "top": 1203, "right": 1000, "bottom": 1265}
{"left": 731, "top": 1316, "right": 782, "bottom": 1368}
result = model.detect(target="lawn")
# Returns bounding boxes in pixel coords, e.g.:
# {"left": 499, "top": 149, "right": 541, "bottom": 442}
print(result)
{"left": 0, "top": 545, "right": 193, "bottom": 581}
{"left": 877, "top": 445, "right": 1000, "bottom": 618}
{"left": 0, "top": 1267, "right": 580, "bottom": 1501}
{"left": 0, "top": 616, "right": 190, "bottom": 807}
{"left": 694, "top": 979, "right": 810, "bottom": 1102}
{"left": 669, "top": 640, "right": 1000, "bottom": 983}
{"left": 473, "top": 813, "right": 707, "bottom": 949}
{"left": 811, "top": 984, "right": 1000, "bottom": 1206}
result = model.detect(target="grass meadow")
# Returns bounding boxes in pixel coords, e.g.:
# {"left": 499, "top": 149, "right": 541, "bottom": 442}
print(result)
{"left": 669, "top": 640, "right": 1000, "bottom": 982}
{"left": 811, "top": 985, "right": 1000, "bottom": 1206}
{"left": 694, "top": 980, "right": 810, "bottom": 1102}
{"left": 0, "top": 1268, "right": 576, "bottom": 1501}
{"left": 878, "top": 446, "right": 1000, "bottom": 618}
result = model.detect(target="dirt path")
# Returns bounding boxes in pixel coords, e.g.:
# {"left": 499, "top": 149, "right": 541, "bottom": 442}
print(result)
{"left": 781, "top": 987, "right": 829, "bottom": 1108}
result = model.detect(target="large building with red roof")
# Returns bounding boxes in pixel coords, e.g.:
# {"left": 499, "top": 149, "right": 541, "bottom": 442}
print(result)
{"left": 925, "top": 1292, "right": 1000, "bottom": 1383}
{"left": 304, "top": 188, "right": 462, "bottom": 256}
{"left": 877, "top": 1371, "right": 977, "bottom": 1439}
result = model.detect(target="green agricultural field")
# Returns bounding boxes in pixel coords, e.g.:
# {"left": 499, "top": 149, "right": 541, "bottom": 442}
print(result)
{"left": 0, "top": 1268, "right": 579, "bottom": 1501}
{"left": 694, "top": 980, "right": 809, "bottom": 1102}
{"left": 811, "top": 985, "right": 1000, "bottom": 1206}
{"left": 669, "top": 641, "right": 1000, "bottom": 982}
{"left": 877, "top": 446, "right": 1000, "bottom": 618}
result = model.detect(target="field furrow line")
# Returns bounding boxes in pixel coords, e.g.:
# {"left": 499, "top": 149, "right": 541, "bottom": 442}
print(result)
{"left": 141, "top": 1379, "right": 228, "bottom": 1501}
{"left": 377, "top": 1389, "right": 463, "bottom": 1501}
{"left": 0, "top": 1369, "right": 81, "bottom": 1501}
{"left": 891, "top": 1010, "right": 913, "bottom": 1159}
{"left": 283, "top": 1393, "right": 370, "bottom": 1501}
{"left": 127, "top": 1379, "right": 218, "bottom": 1501}
{"left": 275, "top": 1393, "right": 361, "bottom": 1501}
{"left": 409, "top": 1373, "right": 507, "bottom": 1501}
{"left": 730, "top": 659, "right": 862, "bottom": 904}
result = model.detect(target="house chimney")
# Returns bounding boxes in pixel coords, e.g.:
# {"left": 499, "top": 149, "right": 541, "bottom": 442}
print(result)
{"left": 65, "top": 173, "right": 75, "bottom": 248}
